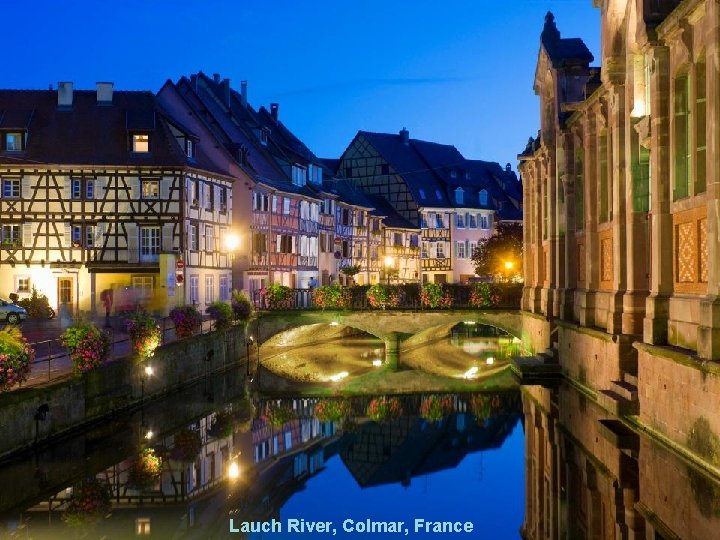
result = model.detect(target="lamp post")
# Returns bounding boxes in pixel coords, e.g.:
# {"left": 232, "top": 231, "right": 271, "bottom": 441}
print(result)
{"left": 384, "top": 255, "right": 395, "bottom": 285}
{"left": 503, "top": 260, "right": 514, "bottom": 283}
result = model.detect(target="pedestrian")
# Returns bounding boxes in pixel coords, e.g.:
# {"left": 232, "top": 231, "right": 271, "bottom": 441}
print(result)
{"left": 308, "top": 276, "right": 317, "bottom": 289}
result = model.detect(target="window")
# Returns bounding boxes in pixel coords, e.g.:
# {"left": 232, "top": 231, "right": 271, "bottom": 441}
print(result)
{"left": 341, "top": 240, "right": 350, "bottom": 258}
{"left": 673, "top": 73, "right": 690, "bottom": 200}
{"left": 575, "top": 149, "right": 584, "bottom": 229}
{"left": 86, "top": 179, "right": 95, "bottom": 199}
{"left": 322, "top": 199, "right": 333, "bottom": 215}
{"left": 436, "top": 242, "right": 445, "bottom": 258}
{"left": 421, "top": 242, "right": 429, "bottom": 258}
{"left": 419, "top": 189, "right": 426, "bottom": 200}
{"left": 435, "top": 189, "right": 443, "bottom": 201}
{"left": 135, "top": 517, "right": 152, "bottom": 536}
{"left": 4, "top": 132, "right": 24, "bottom": 151}
{"left": 185, "top": 139, "right": 194, "bottom": 158}
{"left": 132, "top": 276, "right": 154, "bottom": 300}
{"left": 450, "top": 169, "right": 457, "bottom": 179}
{"left": 205, "top": 275, "right": 214, "bottom": 304}
{"left": 292, "top": 165, "right": 307, "bottom": 187}
{"left": 479, "top": 189, "right": 488, "bottom": 206}
{"left": 599, "top": 132, "right": 610, "bottom": 219}
{"left": 140, "top": 226, "right": 160, "bottom": 262}
{"left": 190, "top": 275, "right": 199, "bottom": 304}
{"left": 219, "top": 187, "right": 228, "bottom": 212}
{"left": 284, "top": 431, "right": 292, "bottom": 450}
{"left": 2, "top": 224, "right": 19, "bottom": 247}
{"left": 190, "top": 223, "right": 199, "bottom": 251}
{"left": 205, "top": 226, "right": 214, "bottom": 251}
{"left": 409, "top": 234, "right": 419, "bottom": 248}
{"left": 206, "top": 183, "right": 214, "bottom": 210}
{"left": 393, "top": 232, "right": 403, "bottom": 246}
{"left": 86, "top": 225, "right": 95, "bottom": 247}
{"left": 341, "top": 208, "right": 351, "bottom": 226}
{"left": 469, "top": 214, "right": 477, "bottom": 228}
{"left": 192, "top": 181, "right": 200, "bottom": 206}
{"left": 632, "top": 147, "right": 650, "bottom": 213}
{"left": 2, "top": 178, "right": 20, "bottom": 198}
{"left": 479, "top": 214, "right": 488, "bottom": 229}
{"left": 219, "top": 275, "right": 229, "bottom": 302}
{"left": 71, "top": 178, "right": 82, "bottom": 199}
{"left": 283, "top": 198, "right": 291, "bottom": 215}
{"left": 435, "top": 213, "right": 444, "bottom": 228}
{"left": 252, "top": 232, "right": 267, "bottom": 253}
{"left": 469, "top": 241, "right": 477, "bottom": 257}
{"left": 253, "top": 192, "right": 269, "bottom": 211}
{"left": 695, "top": 59, "right": 706, "bottom": 194}
{"left": 455, "top": 187, "right": 463, "bottom": 205}
{"left": 456, "top": 241, "right": 466, "bottom": 259}
{"left": 261, "top": 127, "right": 270, "bottom": 145}
{"left": 141, "top": 179, "right": 159, "bottom": 199}
{"left": 456, "top": 213, "right": 465, "bottom": 228}
{"left": 71, "top": 225, "right": 82, "bottom": 246}
{"left": 278, "top": 235, "right": 294, "bottom": 254}
{"left": 16, "top": 276, "right": 30, "bottom": 292}
{"left": 132, "top": 133, "right": 150, "bottom": 153}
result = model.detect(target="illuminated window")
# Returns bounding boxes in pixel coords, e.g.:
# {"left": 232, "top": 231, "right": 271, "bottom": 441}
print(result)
{"left": 135, "top": 517, "right": 151, "bottom": 536}
{"left": 132, "top": 276, "right": 154, "bottom": 300}
{"left": 4, "top": 132, "right": 24, "bottom": 151}
{"left": 141, "top": 179, "right": 159, "bottom": 199}
{"left": 132, "top": 133, "right": 150, "bottom": 153}
{"left": 16, "top": 276, "right": 30, "bottom": 292}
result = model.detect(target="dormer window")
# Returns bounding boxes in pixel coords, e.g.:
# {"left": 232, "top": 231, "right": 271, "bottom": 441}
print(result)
{"left": 292, "top": 165, "right": 307, "bottom": 187}
{"left": 479, "top": 189, "right": 488, "bottom": 206}
{"left": 450, "top": 169, "right": 457, "bottom": 179}
{"left": 132, "top": 133, "right": 150, "bottom": 153}
{"left": 4, "top": 132, "right": 24, "bottom": 152}
{"left": 419, "top": 189, "right": 426, "bottom": 200}
{"left": 261, "top": 127, "right": 270, "bottom": 146}
{"left": 455, "top": 187, "right": 464, "bottom": 205}
{"left": 185, "top": 139, "right": 194, "bottom": 158}
{"left": 435, "top": 189, "right": 443, "bottom": 201}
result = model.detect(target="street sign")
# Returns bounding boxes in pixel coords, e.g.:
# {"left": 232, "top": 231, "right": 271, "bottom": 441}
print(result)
{"left": 176, "top": 272, "right": 184, "bottom": 285}
{"left": 176, "top": 260, "right": 185, "bottom": 269}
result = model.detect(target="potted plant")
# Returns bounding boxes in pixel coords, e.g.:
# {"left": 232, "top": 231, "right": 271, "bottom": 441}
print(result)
{"left": 419, "top": 395, "right": 453, "bottom": 422}
{"left": 0, "top": 326, "right": 34, "bottom": 391}
{"left": 230, "top": 290, "right": 254, "bottom": 323}
{"left": 62, "top": 477, "right": 112, "bottom": 528}
{"left": 366, "top": 396, "right": 403, "bottom": 422}
{"left": 169, "top": 305, "right": 202, "bottom": 338}
{"left": 170, "top": 428, "right": 203, "bottom": 462}
{"left": 206, "top": 301, "right": 233, "bottom": 330}
{"left": 126, "top": 448, "right": 162, "bottom": 491}
{"left": 126, "top": 310, "right": 162, "bottom": 359}
{"left": 314, "top": 398, "right": 352, "bottom": 422}
{"left": 60, "top": 322, "right": 110, "bottom": 374}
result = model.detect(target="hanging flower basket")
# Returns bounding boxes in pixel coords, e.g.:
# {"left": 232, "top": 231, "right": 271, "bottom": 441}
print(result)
{"left": 60, "top": 322, "right": 110, "bottom": 374}
{"left": 0, "top": 326, "right": 33, "bottom": 391}
{"left": 126, "top": 448, "right": 162, "bottom": 490}
{"left": 170, "top": 428, "right": 203, "bottom": 462}
{"left": 169, "top": 305, "right": 202, "bottom": 338}
{"left": 263, "top": 402, "right": 296, "bottom": 428}
{"left": 367, "top": 396, "right": 403, "bottom": 422}
{"left": 419, "top": 395, "right": 453, "bottom": 422}
{"left": 207, "top": 410, "right": 234, "bottom": 439}
{"left": 314, "top": 399, "right": 352, "bottom": 422}
{"left": 126, "top": 310, "right": 162, "bottom": 359}
{"left": 62, "top": 478, "right": 112, "bottom": 528}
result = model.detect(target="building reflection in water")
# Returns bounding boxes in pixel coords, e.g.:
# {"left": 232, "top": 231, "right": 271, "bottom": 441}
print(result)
{"left": 522, "top": 382, "right": 720, "bottom": 540}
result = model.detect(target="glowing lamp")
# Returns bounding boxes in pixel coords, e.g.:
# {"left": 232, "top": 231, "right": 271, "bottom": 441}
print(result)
{"left": 228, "top": 462, "right": 240, "bottom": 480}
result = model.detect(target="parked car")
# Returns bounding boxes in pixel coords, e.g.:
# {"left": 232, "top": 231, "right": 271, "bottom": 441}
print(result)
{"left": 0, "top": 299, "right": 28, "bottom": 324}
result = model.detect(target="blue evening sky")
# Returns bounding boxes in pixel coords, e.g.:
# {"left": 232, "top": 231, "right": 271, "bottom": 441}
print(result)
{"left": 4, "top": 1, "right": 599, "bottom": 170}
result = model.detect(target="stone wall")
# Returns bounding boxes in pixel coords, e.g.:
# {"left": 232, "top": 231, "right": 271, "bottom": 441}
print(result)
{"left": 0, "top": 326, "right": 247, "bottom": 460}
{"left": 520, "top": 311, "right": 551, "bottom": 355}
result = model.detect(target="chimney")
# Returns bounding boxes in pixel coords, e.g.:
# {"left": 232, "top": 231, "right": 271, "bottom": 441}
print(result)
{"left": 505, "top": 163, "right": 512, "bottom": 173}
{"left": 57, "top": 82, "right": 74, "bottom": 109}
{"left": 240, "top": 80, "right": 248, "bottom": 108}
{"left": 213, "top": 73, "right": 221, "bottom": 83}
{"left": 96, "top": 82, "right": 113, "bottom": 105}
{"left": 399, "top": 127, "right": 409, "bottom": 145}
{"left": 222, "top": 78, "right": 231, "bottom": 108}
{"left": 270, "top": 103, "right": 279, "bottom": 122}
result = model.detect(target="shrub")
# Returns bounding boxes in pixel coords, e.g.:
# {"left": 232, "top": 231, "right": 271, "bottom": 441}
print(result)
{"left": 62, "top": 478, "right": 111, "bottom": 528}
{"left": 313, "top": 284, "right": 352, "bottom": 309}
{"left": 419, "top": 395, "right": 453, "bottom": 422}
{"left": 367, "top": 396, "right": 403, "bottom": 422}
{"left": 366, "top": 284, "right": 401, "bottom": 309}
{"left": 264, "top": 402, "right": 296, "bottom": 427}
{"left": 420, "top": 283, "right": 453, "bottom": 309}
{"left": 231, "top": 290, "right": 254, "bottom": 322}
{"left": 17, "top": 287, "right": 52, "bottom": 319}
{"left": 126, "top": 310, "right": 162, "bottom": 359}
{"left": 169, "top": 305, "right": 202, "bottom": 338}
{"left": 206, "top": 301, "right": 233, "bottom": 330}
{"left": 126, "top": 448, "right": 162, "bottom": 491}
{"left": 208, "top": 410, "right": 235, "bottom": 438}
{"left": 61, "top": 322, "right": 110, "bottom": 374}
{"left": 264, "top": 283, "right": 293, "bottom": 309}
{"left": 171, "top": 428, "right": 203, "bottom": 462}
{"left": 314, "top": 399, "right": 352, "bottom": 422}
{"left": 0, "top": 326, "right": 34, "bottom": 391}
{"left": 469, "top": 282, "right": 500, "bottom": 308}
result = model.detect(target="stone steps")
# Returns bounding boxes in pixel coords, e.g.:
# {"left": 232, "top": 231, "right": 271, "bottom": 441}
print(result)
{"left": 623, "top": 372, "right": 638, "bottom": 386}
{"left": 610, "top": 379, "right": 638, "bottom": 402}
{"left": 598, "top": 389, "right": 639, "bottom": 416}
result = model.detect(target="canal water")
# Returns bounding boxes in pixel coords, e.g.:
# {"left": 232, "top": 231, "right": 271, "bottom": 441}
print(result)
{"left": 1, "top": 329, "right": 719, "bottom": 539}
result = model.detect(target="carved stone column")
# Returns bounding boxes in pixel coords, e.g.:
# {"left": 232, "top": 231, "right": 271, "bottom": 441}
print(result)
{"left": 578, "top": 112, "right": 598, "bottom": 327}
{"left": 560, "top": 130, "right": 577, "bottom": 321}
{"left": 643, "top": 46, "right": 673, "bottom": 345}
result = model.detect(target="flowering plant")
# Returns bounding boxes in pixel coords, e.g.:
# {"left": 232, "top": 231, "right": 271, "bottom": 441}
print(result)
{"left": 420, "top": 283, "right": 453, "bottom": 309}
{"left": 231, "top": 290, "right": 254, "bottom": 322}
{"left": 61, "top": 322, "right": 110, "bottom": 374}
{"left": 367, "top": 396, "right": 403, "bottom": 422}
{"left": 169, "top": 305, "right": 202, "bottom": 338}
{"left": 126, "top": 310, "right": 161, "bottom": 359}
{"left": 62, "top": 477, "right": 112, "bottom": 528}
{"left": 127, "top": 448, "right": 162, "bottom": 490}
{"left": 366, "top": 284, "right": 401, "bottom": 309}
{"left": 263, "top": 402, "right": 296, "bottom": 427}
{"left": 469, "top": 282, "right": 501, "bottom": 308}
{"left": 206, "top": 301, "right": 233, "bottom": 330}
{"left": 0, "top": 326, "right": 33, "bottom": 391}
{"left": 419, "top": 395, "right": 453, "bottom": 422}
{"left": 208, "top": 410, "right": 235, "bottom": 438}
{"left": 314, "top": 399, "right": 352, "bottom": 422}
{"left": 170, "top": 428, "right": 203, "bottom": 462}
{"left": 313, "top": 284, "right": 352, "bottom": 309}
{"left": 264, "top": 284, "right": 293, "bottom": 309}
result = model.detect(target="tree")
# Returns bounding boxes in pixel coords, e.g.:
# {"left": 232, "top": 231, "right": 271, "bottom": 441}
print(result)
{"left": 471, "top": 222, "right": 523, "bottom": 282}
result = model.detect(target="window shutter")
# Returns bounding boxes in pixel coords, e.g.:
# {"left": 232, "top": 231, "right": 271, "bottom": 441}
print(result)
{"left": 276, "top": 234, "right": 282, "bottom": 253}
{"left": 488, "top": 213, "right": 494, "bottom": 229}
{"left": 64, "top": 223, "right": 72, "bottom": 247}
{"left": 95, "top": 223, "right": 105, "bottom": 247}
{"left": 160, "top": 178, "right": 170, "bottom": 200}
{"left": 22, "top": 223, "right": 33, "bottom": 247}
{"left": 21, "top": 177, "right": 30, "bottom": 199}
{"left": 62, "top": 178, "right": 71, "bottom": 201}
{"left": 162, "top": 223, "right": 174, "bottom": 251}
{"left": 95, "top": 177, "right": 108, "bottom": 200}
{"left": 126, "top": 223, "right": 139, "bottom": 263}
{"left": 291, "top": 236, "right": 296, "bottom": 254}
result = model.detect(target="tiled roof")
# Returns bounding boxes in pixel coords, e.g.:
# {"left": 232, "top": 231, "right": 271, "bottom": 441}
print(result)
{"left": 365, "top": 194, "right": 419, "bottom": 230}
{"left": 0, "top": 89, "right": 225, "bottom": 175}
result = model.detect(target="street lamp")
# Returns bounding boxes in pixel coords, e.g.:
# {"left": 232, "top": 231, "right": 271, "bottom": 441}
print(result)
{"left": 384, "top": 255, "right": 395, "bottom": 285}
{"left": 225, "top": 233, "right": 240, "bottom": 252}
{"left": 503, "top": 260, "right": 514, "bottom": 283}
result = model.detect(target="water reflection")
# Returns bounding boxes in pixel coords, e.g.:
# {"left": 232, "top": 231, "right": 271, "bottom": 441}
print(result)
{"left": 450, "top": 323, "right": 522, "bottom": 364}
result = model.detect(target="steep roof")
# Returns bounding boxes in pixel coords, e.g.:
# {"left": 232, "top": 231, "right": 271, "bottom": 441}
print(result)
{"left": 365, "top": 194, "right": 419, "bottom": 229}
{"left": 0, "top": 89, "right": 225, "bottom": 175}
{"left": 540, "top": 11, "right": 593, "bottom": 68}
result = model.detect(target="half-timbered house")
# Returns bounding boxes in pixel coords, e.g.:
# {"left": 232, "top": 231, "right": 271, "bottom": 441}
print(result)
{"left": 0, "top": 84, "right": 233, "bottom": 317}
